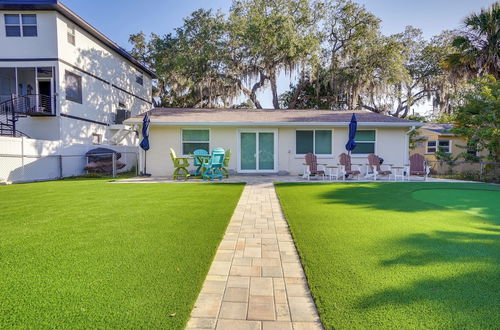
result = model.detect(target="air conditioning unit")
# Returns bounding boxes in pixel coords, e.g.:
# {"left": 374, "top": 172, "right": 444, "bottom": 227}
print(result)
{"left": 115, "top": 109, "right": 131, "bottom": 124}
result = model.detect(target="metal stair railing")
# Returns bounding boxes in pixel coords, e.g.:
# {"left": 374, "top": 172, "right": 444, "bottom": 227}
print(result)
{"left": 0, "top": 97, "right": 31, "bottom": 138}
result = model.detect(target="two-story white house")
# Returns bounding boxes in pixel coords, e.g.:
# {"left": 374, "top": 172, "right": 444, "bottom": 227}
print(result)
{"left": 0, "top": 0, "right": 155, "bottom": 145}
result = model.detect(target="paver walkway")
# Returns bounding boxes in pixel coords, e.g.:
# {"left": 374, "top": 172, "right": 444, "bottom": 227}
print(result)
{"left": 187, "top": 182, "right": 322, "bottom": 330}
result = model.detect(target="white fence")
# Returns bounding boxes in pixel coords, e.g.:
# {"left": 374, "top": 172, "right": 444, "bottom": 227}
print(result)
{"left": 0, "top": 136, "right": 138, "bottom": 184}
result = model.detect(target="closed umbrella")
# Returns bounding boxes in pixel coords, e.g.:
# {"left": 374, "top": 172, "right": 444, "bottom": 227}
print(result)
{"left": 345, "top": 113, "right": 357, "bottom": 154}
{"left": 139, "top": 113, "right": 151, "bottom": 176}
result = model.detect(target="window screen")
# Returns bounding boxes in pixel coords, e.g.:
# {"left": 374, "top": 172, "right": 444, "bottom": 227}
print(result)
{"left": 296, "top": 131, "right": 314, "bottom": 154}
{"left": 182, "top": 129, "right": 209, "bottom": 155}
{"left": 5, "top": 14, "right": 37, "bottom": 37}
{"left": 352, "top": 130, "right": 376, "bottom": 154}
{"left": 427, "top": 141, "right": 437, "bottom": 153}
{"left": 296, "top": 130, "right": 332, "bottom": 155}
{"left": 5, "top": 14, "right": 21, "bottom": 37}
{"left": 65, "top": 71, "right": 82, "bottom": 104}
{"left": 315, "top": 130, "right": 332, "bottom": 154}
{"left": 67, "top": 24, "right": 75, "bottom": 45}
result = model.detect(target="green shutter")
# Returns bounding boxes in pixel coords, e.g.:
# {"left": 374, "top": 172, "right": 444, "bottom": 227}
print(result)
{"left": 315, "top": 130, "right": 332, "bottom": 154}
{"left": 356, "top": 130, "right": 375, "bottom": 141}
{"left": 352, "top": 142, "right": 375, "bottom": 154}
{"left": 183, "top": 143, "right": 209, "bottom": 155}
{"left": 296, "top": 131, "right": 314, "bottom": 154}
{"left": 182, "top": 130, "right": 209, "bottom": 142}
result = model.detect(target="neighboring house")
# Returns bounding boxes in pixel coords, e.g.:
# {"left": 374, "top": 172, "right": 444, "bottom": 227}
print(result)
{"left": 125, "top": 108, "right": 422, "bottom": 176}
{"left": 0, "top": 0, "right": 155, "bottom": 145}
{"left": 412, "top": 123, "right": 481, "bottom": 161}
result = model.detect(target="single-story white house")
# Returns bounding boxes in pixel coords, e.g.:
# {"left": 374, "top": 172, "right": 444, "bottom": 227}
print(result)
{"left": 125, "top": 108, "right": 423, "bottom": 176}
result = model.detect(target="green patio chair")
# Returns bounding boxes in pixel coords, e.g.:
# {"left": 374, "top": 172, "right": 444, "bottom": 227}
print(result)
{"left": 203, "top": 148, "right": 225, "bottom": 181}
{"left": 170, "top": 148, "right": 190, "bottom": 180}
{"left": 222, "top": 149, "right": 231, "bottom": 178}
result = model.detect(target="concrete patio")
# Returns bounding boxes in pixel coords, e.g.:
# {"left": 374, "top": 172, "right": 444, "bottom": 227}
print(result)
{"left": 114, "top": 174, "right": 476, "bottom": 184}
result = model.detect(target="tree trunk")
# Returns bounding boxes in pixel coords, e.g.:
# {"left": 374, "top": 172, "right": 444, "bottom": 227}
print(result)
{"left": 220, "top": 72, "right": 267, "bottom": 109}
{"left": 287, "top": 79, "right": 311, "bottom": 109}
{"left": 249, "top": 72, "right": 268, "bottom": 109}
{"left": 269, "top": 69, "right": 280, "bottom": 109}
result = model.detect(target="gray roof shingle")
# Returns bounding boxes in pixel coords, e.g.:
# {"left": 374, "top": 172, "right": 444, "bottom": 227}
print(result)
{"left": 126, "top": 108, "right": 422, "bottom": 127}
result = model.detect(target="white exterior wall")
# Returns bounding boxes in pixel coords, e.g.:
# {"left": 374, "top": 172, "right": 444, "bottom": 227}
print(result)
{"left": 16, "top": 116, "right": 61, "bottom": 140}
{"left": 55, "top": 13, "right": 152, "bottom": 145}
{"left": 144, "top": 125, "right": 409, "bottom": 177}
{"left": 0, "top": 10, "right": 152, "bottom": 145}
{"left": 0, "top": 11, "right": 58, "bottom": 58}
{"left": 56, "top": 13, "right": 152, "bottom": 113}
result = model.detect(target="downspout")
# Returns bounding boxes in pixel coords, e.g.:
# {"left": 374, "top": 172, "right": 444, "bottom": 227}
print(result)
{"left": 404, "top": 126, "right": 416, "bottom": 165}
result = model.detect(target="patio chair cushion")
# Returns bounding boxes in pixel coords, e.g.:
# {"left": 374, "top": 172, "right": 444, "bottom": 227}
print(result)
{"left": 378, "top": 170, "right": 392, "bottom": 175}
{"left": 346, "top": 170, "right": 361, "bottom": 175}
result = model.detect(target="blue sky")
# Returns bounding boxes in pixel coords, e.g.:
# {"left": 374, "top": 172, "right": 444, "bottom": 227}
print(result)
{"left": 63, "top": 0, "right": 496, "bottom": 109}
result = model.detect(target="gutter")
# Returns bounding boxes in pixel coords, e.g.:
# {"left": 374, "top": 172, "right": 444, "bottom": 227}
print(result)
{"left": 124, "top": 121, "right": 424, "bottom": 128}
{"left": 404, "top": 125, "right": 417, "bottom": 165}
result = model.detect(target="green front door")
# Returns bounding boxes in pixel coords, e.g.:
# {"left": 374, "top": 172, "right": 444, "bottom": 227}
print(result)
{"left": 239, "top": 131, "right": 276, "bottom": 172}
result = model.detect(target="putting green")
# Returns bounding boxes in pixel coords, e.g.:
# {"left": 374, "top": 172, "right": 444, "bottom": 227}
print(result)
{"left": 275, "top": 182, "right": 500, "bottom": 329}
{"left": 412, "top": 188, "right": 500, "bottom": 221}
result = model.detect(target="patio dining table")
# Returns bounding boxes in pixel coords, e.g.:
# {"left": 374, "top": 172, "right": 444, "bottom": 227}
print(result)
{"left": 189, "top": 154, "right": 212, "bottom": 177}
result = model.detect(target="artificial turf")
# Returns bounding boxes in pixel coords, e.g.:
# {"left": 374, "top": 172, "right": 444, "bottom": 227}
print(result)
{"left": 275, "top": 182, "right": 500, "bottom": 329}
{"left": 0, "top": 179, "right": 244, "bottom": 329}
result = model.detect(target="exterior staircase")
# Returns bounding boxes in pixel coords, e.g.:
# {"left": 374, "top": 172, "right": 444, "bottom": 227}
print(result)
{"left": 0, "top": 94, "right": 53, "bottom": 138}
{"left": 0, "top": 98, "right": 27, "bottom": 137}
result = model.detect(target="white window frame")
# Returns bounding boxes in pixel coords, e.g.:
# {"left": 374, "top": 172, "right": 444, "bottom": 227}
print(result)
{"left": 438, "top": 140, "right": 451, "bottom": 153}
{"left": 4, "top": 14, "right": 37, "bottom": 37}
{"left": 180, "top": 128, "right": 210, "bottom": 156}
{"left": 427, "top": 140, "right": 451, "bottom": 154}
{"left": 92, "top": 133, "right": 102, "bottom": 145}
{"left": 294, "top": 129, "right": 334, "bottom": 158}
{"left": 351, "top": 129, "right": 377, "bottom": 157}
{"left": 67, "top": 23, "right": 76, "bottom": 45}
{"left": 4, "top": 14, "right": 21, "bottom": 37}
{"left": 466, "top": 145, "right": 479, "bottom": 157}
{"left": 64, "top": 70, "right": 83, "bottom": 104}
{"left": 426, "top": 140, "right": 437, "bottom": 154}
{"left": 136, "top": 73, "right": 144, "bottom": 86}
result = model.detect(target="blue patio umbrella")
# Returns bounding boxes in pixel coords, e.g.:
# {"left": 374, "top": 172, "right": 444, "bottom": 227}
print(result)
{"left": 139, "top": 113, "right": 151, "bottom": 176}
{"left": 345, "top": 113, "right": 357, "bottom": 154}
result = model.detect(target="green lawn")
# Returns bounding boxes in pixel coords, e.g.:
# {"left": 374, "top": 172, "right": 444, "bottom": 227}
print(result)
{"left": 275, "top": 182, "right": 500, "bottom": 329}
{"left": 0, "top": 179, "right": 244, "bottom": 329}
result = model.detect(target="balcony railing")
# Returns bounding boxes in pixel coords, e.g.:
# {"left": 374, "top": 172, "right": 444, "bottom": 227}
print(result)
{"left": 12, "top": 94, "right": 55, "bottom": 116}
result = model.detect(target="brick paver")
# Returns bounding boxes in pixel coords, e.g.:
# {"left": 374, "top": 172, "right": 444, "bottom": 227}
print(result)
{"left": 187, "top": 182, "right": 322, "bottom": 330}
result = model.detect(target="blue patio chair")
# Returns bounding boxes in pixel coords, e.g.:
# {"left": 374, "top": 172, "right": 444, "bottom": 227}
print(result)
{"left": 192, "top": 148, "right": 209, "bottom": 177}
{"left": 203, "top": 148, "right": 225, "bottom": 181}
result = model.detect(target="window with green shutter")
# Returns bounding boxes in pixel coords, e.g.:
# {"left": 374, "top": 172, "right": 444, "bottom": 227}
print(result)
{"left": 182, "top": 129, "right": 209, "bottom": 155}
{"left": 352, "top": 130, "right": 376, "bottom": 154}
{"left": 296, "top": 130, "right": 332, "bottom": 155}
{"left": 296, "top": 131, "right": 314, "bottom": 154}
